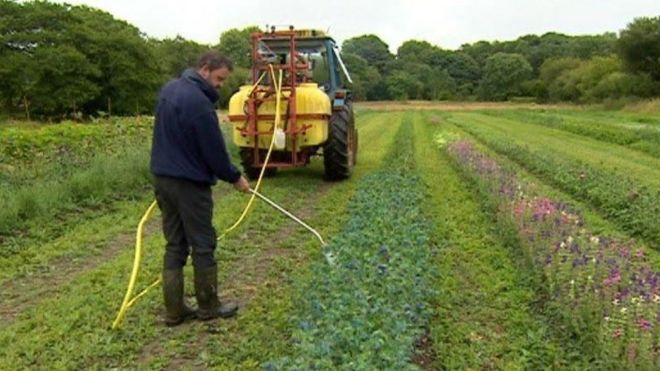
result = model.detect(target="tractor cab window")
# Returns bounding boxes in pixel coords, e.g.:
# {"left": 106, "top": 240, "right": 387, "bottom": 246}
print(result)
{"left": 256, "top": 40, "right": 336, "bottom": 91}
{"left": 281, "top": 48, "right": 331, "bottom": 90}
{"left": 309, "top": 52, "right": 330, "bottom": 90}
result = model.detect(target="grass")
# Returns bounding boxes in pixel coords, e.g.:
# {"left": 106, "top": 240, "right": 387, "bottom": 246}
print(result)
{"left": 0, "top": 143, "right": 153, "bottom": 244}
{"left": 0, "top": 111, "right": 402, "bottom": 369}
{"left": 2, "top": 104, "right": 658, "bottom": 369}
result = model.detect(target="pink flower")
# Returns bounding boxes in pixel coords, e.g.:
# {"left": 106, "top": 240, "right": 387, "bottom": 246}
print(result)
{"left": 612, "top": 328, "right": 623, "bottom": 338}
{"left": 603, "top": 271, "right": 621, "bottom": 286}
{"left": 635, "top": 249, "right": 645, "bottom": 258}
{"left": 532, "top": 198, "right": 557, "bottom": 219}
{"left": 637, "top": 318, "right": 652, "bottom": 331}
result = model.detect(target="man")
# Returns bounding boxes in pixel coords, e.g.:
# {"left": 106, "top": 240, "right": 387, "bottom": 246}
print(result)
{"left": 150, "top": 52, "right": 250, "bottom": 326}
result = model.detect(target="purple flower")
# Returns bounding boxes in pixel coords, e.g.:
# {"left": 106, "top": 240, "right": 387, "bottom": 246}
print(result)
{"left": 615, "top": 288, "right": 629, "bottom": 300}
{"left": 572, "top": 255, "right": 588, "bottom": 267}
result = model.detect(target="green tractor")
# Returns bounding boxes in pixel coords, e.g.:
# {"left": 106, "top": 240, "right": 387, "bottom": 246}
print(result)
{"left": 228, "top": 27, "right": 358, "bottom": 180}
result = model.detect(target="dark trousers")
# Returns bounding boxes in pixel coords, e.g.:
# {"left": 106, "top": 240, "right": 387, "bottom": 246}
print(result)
{"left": 154, "top": 175, "right": 217, "bottom": 270}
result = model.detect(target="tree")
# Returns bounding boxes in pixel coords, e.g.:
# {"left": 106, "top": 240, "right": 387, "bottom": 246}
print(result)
{"left": 539, "top": 57, "right": 583, "bottom": 85}
{"left": 0, "top": 0, "right": 78, "bottom": 115}
{"left": 397, "top": 40, "right": 435, "bottom": 64}
{"left": 67, "top": 5, "right": 163, "bottom": 115}
{"left": 618, "top": 16, "right": 660, "bottom": 81}
{"left": 431, "top": 51, "right": 480, "bottom": 96}
{"left": 342, "top": 35, "right": 393, "bottom": 74}
{"left": 385, "top": 70, "right": 421, "bottom": 100}
{"left": 460, "top": 40, "right": 496, "bottom": 66}
{"left": 216, "top": 26, "right": 261, "bottom": 69}
{"left": 478, "top": 52, "right": 533, "bottom": 100}
{"left": 590, "top": 72, "right": 655, "bottom": 100}
{"left": 151, "top": 36, "right": 209, "bottom": 78}
{"left": 28, "top": 45, "right": 100, "bottom": 117}
{"left": 341, "top": 52, "right": 381, "bottom": 101}
{"left": 428, "top": 68, "right": 457, "bottom": 100}
{"left": 569, "top": 33, "right": 617, "bottom": 59}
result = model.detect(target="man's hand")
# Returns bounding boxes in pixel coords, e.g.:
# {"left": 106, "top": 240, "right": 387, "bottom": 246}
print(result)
{"left": 232, "top": 175, "right": 251, "bottom": 193}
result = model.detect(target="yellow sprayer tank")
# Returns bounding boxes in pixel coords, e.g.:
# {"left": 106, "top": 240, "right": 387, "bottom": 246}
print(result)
{"left": 228, "top": 83, "right": 331, "bottom": 151}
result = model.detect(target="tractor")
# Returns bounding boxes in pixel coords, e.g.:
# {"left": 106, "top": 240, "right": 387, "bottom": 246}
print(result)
{"left": 228, "top": 27, "right": 358, "bottom": 180}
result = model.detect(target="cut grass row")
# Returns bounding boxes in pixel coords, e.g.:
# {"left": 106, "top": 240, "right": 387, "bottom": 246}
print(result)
{"left": 451, "top": 112, "right": 660, "bottom": 187}
{"left": 479, "top": 109, "right": 660, "bottom": 157}
{"left": 448, "top": 113, "right": 660, "bottom": 250}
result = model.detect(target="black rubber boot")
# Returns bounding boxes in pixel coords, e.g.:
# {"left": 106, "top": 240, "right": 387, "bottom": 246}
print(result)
{"left": 162, "top": 268, "right": 196, "bottom": 327}
{"left": 194, "top": 265, "right": 238, "bottom": 320}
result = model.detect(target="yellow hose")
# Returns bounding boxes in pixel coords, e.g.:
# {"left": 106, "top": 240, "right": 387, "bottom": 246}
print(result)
{"left": 111, "top": 67, "right": 283, "bottom": 329}
{"left": 111, "top": 200, "right": 158, "bottom": 329}
{"left": 217, "top": 65, "right": 283, "bottom": 240}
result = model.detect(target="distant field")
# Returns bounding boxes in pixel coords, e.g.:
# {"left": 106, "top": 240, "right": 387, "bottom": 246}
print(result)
{"left": 0, "top": 105, "right": 657, "bottom": 369}
{"left": 355, "top": 100, "right": 575, "bottom": 111}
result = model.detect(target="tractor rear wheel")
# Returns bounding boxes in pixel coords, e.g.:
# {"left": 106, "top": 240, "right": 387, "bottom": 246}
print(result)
{"left": 239, "top": 148, "right": 278, "bottom": 180}
{"left": 323, "top": 107, "right": 356, "bottom": 180}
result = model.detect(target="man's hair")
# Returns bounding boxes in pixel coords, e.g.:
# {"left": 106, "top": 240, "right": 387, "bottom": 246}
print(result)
{"left": 196, "top": 52, "right": 234, "bottom": 72}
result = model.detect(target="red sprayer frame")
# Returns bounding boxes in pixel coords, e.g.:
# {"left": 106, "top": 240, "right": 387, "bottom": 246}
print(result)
{"left": 238, "top": 30, "right": 314, "bottom": 169}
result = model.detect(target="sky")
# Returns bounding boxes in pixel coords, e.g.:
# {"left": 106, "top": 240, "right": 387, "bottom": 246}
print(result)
{"left": 54, "top": 0, "right": 659, "bottom": 52}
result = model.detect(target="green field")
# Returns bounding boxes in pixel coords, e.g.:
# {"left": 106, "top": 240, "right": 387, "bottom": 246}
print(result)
{"left": 0, "top": 105, "right": 658, "bottom": 369}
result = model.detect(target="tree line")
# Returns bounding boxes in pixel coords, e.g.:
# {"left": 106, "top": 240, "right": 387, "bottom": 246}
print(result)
{"left": 1, "top": 0, "right": 658, "bottom": 119}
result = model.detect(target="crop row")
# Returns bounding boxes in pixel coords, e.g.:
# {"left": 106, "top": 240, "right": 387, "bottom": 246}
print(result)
{"left": 453, "top": 120, "right": 659, "bottom": 250}
{"left": 446, "top": 139, "right": 658, "bottom": 368}
{"left": 270, "top": 119, "right": 435, "bottom": 369}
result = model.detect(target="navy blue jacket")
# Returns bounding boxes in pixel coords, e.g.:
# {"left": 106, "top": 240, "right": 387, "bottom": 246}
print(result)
{"left": 150, "top": 68, "right": 241, "bottom": 185}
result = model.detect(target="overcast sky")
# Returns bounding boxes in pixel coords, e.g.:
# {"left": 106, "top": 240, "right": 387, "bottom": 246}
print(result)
{"left": 55, "top": 0, "right": 659, "bottom": 51}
